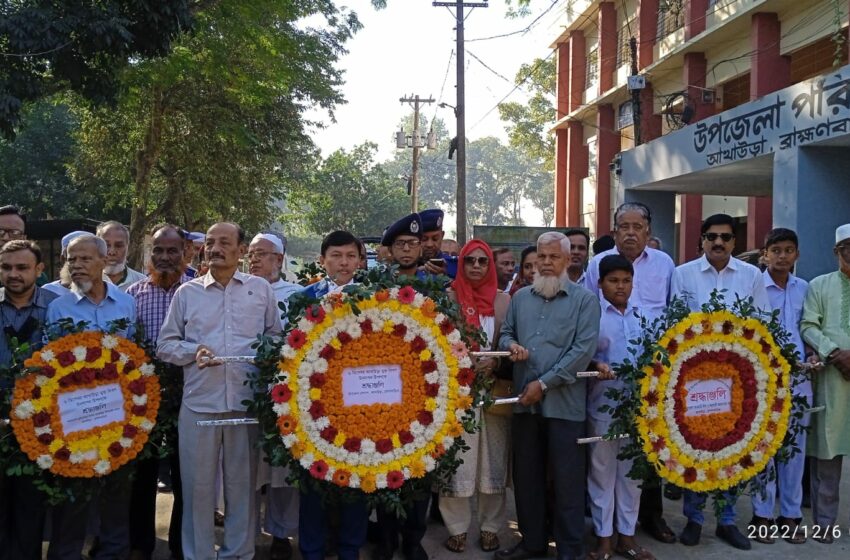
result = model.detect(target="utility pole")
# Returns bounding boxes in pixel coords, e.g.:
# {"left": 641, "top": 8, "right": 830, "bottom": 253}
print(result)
{"left": 398, "top": 94, "right": 435, "bottom": 212}
{"left": 434, "top": 0, "right": 488, "bottom": 244}
{"left": 628, "top": 36, "right": 643, "bottom": 146}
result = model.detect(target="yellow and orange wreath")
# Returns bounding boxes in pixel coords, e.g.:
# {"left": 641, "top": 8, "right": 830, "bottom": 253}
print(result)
{"left": 11, "top": 332, "right": 159, "bottom": 478}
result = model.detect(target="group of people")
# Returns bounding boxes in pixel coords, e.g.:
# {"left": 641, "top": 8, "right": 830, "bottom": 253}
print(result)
{"left": 0, "top": 200, "right": 849, "bottom": 560}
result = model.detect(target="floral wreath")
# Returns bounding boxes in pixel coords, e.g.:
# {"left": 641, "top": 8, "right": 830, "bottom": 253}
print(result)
{"left": 606, "top": 292, "right": 807, "bottom": 499}
{"left": 269, "top": 285, "right": 475, "bottom": 494}
{"left": 10, "top": 332, "right": 160, "bottom": 478}
{"left": 636, "top": 309, "right": 792, "bottom": 492}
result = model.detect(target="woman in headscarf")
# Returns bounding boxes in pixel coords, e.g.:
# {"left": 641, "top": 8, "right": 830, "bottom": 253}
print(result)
{"left": 439, "top": 239, "right": 512, "bottom": 553}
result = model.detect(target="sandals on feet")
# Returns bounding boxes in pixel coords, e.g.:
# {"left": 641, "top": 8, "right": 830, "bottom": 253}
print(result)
{"left": 445, "top": 533, "right": 467, "bottom": 553}
{"left": 480, "top": 530, "right": 500, "bottom": 552}
{"left": 615, "top": 546, "right": 655, "bottom": 560}
{"left": 588, "top": 552, "right": 613, "bottom": 560}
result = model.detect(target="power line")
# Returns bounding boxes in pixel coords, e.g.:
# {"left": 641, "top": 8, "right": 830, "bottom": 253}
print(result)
{"left": 465, "top": 0, "right": 560, "bottom": 42}
{"left": 467, "top": 50, "right": 515, "bottom": 84}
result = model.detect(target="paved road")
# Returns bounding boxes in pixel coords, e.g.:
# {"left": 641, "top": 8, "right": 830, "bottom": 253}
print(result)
{"left": 150, "top": 461, "right": 850, "bottom": 560}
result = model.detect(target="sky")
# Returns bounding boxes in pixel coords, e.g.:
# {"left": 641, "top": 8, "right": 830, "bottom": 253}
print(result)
{"left": 309, "top": 0, "right": 561, "bottom": 163}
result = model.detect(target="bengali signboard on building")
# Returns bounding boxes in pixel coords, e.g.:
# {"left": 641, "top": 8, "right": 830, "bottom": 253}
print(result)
{"left": 620, "top": 63, "right": 850, "bottom": 188}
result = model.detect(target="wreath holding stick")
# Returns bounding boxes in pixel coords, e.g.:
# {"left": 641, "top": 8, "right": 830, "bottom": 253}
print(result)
{"left": 249, "top": 266, "right": 488, "bottom": 516}
{"left": 602, "top": 290, "right": 809, "bottom": 512}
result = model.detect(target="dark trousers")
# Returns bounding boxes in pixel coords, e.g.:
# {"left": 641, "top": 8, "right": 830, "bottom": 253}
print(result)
{"left": 375, "top": 496, "right": 430, "bottom": 560}
{"left": 47, "top": 472, "right": 133, "bottom": 560}
{"left": 129, "top": 450, "right": 182, "bottom": 558}
{"left": 0, "top": 473, "right": 46, "bottom": 560}
{"left": 513, "top": 413, "right": 586, "bottom": 560}
{"left": 638, "top": 485, "right": 664, "bottom": 527}
{"left": 299, "top": 485, "right": 368, "bottom": 560}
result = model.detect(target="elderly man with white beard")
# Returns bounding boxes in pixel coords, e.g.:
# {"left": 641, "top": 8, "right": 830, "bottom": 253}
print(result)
{"left": 46, "top": 234, "right": 137, "bottom": 560}
{"left": 496, "top": 232, "right": 600, "bottom": 560}
{"left": 96, "top": 221, "right": 146, "bottom": 291}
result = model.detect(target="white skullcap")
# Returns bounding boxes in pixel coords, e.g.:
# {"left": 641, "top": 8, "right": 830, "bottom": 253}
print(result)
{"left": 250, "top": 232, "right": 284, "bottom": 254}
{"left": 836, "top": 224, "right": 850, "bottom": 245}
{"left": 61, "top": 230, "right": 91, "bottom": 250}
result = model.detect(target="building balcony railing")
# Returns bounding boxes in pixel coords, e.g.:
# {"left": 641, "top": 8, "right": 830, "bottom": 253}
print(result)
{"left": 657, "top": 0, "right": 685, "bottom": 40}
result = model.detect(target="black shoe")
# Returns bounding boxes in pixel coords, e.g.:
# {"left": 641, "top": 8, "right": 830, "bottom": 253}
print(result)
{"left": 373, "top": 545, "right": 396, "bottom": 560}
{"left": 679, "top": 521, "right": 702, "bottom": 546}
{"left": 663, "top": 484, "right": 682, "bottom": 500}
{"left": 270, "top": 537, "right": 293, "bottom": 560}
{"left": 494, "top": 541, "right": 548, "bottom": 560}
{"left": 643, "top": 518, "right": 677, "bottom": 544}
{"left": 716, "top": 524, "right": 752, "bottom": 550}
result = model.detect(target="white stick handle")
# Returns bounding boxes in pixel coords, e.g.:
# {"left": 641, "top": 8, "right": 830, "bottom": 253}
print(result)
{"left": 196, "top": 418, "right": 260, "bottom": 426}
{"left": 198, "top": 355, "right": 256, "bottom": 366}
{"left": 470, "top": 351, "right": 512, "bottom": 358}
{"left": 576, "top": 371, "right": 599, "bottom": 378}
{"left": 577, "top": 433, "right": 629, "bottom": 444}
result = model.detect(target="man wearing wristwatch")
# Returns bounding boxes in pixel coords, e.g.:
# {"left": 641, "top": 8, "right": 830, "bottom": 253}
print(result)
{"left": 800, "top": 223, "right": 850, "bottom": 543}
{"left": 495, "top": 232, "right": 599, "bottom": 560}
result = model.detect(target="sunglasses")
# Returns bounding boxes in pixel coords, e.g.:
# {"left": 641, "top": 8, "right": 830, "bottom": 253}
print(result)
{"left": 463, "top": 256, "right": 490, "bottom": 266}
{"left": 703, "top": 232, "right": 734, "bottom": 242}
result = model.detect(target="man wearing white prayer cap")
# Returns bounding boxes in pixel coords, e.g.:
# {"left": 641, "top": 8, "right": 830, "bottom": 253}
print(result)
{"left": 248, "top": 231, "right": 301, "bottom": 559}
{"left": 42, "top": 231, "right": 96, "bottom": 296}
{"left": 800, "top": 223, "right": 850, "bottom": 542}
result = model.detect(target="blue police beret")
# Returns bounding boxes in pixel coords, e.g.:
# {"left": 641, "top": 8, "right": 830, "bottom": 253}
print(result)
{"left": 419, "top": 208, "right": 444, "bottom": 232}
{"left": 381, "top": 213, "right": 423, "bottom": 246}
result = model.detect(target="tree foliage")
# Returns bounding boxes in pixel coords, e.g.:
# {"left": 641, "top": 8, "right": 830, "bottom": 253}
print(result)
{"left": 68, "top": 0, "right": 362, "bottom": 266}
{"left": 498, "top": 56, "right": 556, "bottom": 225}
{"left": 0, "top": 1, "right": 195, "bottom": 137}
{"left": 283, "top": 142, "right": 410, "bottom": 238}
{"left": 0, "top": 98, "right": 111, "bottom": 220}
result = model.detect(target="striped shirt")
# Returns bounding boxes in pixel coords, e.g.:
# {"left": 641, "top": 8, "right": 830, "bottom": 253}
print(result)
{"left": 126, "top": 275, "right": 191, "bottom": 345}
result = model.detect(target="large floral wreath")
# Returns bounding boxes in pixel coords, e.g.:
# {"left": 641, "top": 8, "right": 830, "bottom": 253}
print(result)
{"left": 606, "top": 292, "right": 807, "bottom": 499}
{"left": 10, "top": 332, "right": 160, "bottom": 478}
{"left": 250, "top": 268, "right": 484, "bottom": 510}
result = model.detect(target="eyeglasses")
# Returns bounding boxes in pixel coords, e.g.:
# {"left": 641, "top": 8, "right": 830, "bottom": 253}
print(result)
{"left": 0, "top": 228, "right": 24, "bottom": 238}
{"left": 246, "top": 250, "right": 278, "bottom": 260}
{"left": 703, "top": 232, "right": 734, "bottom": 243}
{"left": 463, "top": 256, "right": 490, "bottom": 267}
{"left": 392, "top": 239, "right": 421, "bottom": 249}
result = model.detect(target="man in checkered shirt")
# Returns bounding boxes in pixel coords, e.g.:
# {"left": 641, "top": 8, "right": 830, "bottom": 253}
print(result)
{"left": 126, "top": 224, "right": 191, "bottom": 560}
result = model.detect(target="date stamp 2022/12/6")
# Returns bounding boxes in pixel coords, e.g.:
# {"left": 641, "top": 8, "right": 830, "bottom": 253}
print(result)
{"left": 748, "top": 523, "right": 846, "bottom": 542}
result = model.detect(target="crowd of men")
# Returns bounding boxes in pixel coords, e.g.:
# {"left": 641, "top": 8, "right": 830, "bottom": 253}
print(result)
{"left": 0, "top": 202, "right": 849, "bottom": 560}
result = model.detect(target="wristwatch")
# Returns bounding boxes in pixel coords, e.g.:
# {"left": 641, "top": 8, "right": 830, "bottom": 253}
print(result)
{"left": 537, "top": 379, "right": 548, "bottom": 394}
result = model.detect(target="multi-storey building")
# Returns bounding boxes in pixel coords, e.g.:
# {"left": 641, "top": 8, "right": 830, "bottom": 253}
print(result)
{"left": 550, "top": 0, "right": 849, "bottom": 275}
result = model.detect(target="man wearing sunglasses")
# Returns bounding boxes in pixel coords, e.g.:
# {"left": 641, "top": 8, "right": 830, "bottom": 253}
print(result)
{"left": 670, "top": 213, "right": 769, "bottom": 550}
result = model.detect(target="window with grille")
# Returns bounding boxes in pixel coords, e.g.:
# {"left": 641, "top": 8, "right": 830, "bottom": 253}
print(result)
{"left": 617, "top": 101, "right": 634, "bottom": 130}
{"left": 586, "top": 48, "right": 599, "bottom": 90}
{"left": 656, "top": 0, "right": 685, "bottom": 40}
{"left": 616, "top": 20, "right": 635, "bottom": 68}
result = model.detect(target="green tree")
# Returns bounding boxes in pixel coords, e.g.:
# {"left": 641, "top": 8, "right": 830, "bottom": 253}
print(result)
{"left": 0, "top": 98, "right": 109, "bottom": 220}
{"left": 498, "top": 56, "right": 555, "bottom": 225}
{"left": 283, "top": 143, "right": 410, "bottom": 238}
{"left": 69, "top": 0, "right": 362, "bottom": 266}
{"left": 0, "top": 1, "right": 194, "bottom": 137}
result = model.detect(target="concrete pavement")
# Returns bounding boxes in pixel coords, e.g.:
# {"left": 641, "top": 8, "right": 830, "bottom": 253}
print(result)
{"left": 150, "top": 461, "right": 850, "bottom": 560}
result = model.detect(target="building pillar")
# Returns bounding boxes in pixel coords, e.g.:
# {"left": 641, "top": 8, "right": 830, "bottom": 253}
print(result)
{"left": 683, "top": 52, "right": 715, "bottom": 122}
{"left": 639, "top": 85, "right": 662, "bottom": 142}
{"left": 556, "top": 42, "right": 570, "bottom": 118}
{"left": 685, "top": 0, "right": 710, "bottom": 40}
{"left": 567, "top": 121, "right": 588, "bottom": 226}
{"left": 568, "top": 31, "right": 586, "bottom": 113}
{"left": 638, "top": 0, "right": 659, "bottom": 69}
{"left": 555, "top": 129, "right": 568, "bottom": 227}
{"left": 598, "top": 2, "right": 617, "bottom": 95}
{"left": 679, "top": 194, "right": 703, "bottom": 263}
{"left": 596, "top": 104, "right": 619, "bottom": 236}
{"left": 554, "top": 42, "right": 571, "bottom": 227}
{"left": 748, "top": 12, "right": 790, "bottom": 249}
{"left": 773, "top": 147, "right": 850, "bottom": 278}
